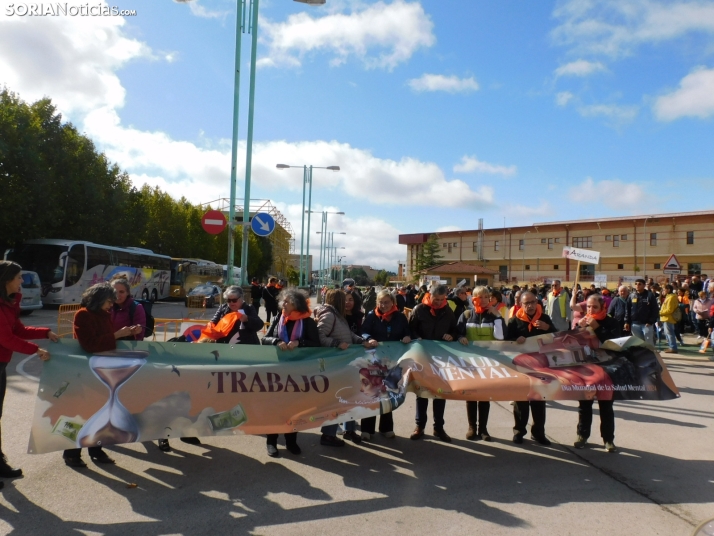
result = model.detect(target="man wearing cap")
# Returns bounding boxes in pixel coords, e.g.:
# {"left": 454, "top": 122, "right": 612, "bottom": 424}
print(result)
{"left": 545, "top": 280, "right": 570, "bottom": 332}
{"left": 624, "top": 279, "right": 658, "bottom": 345}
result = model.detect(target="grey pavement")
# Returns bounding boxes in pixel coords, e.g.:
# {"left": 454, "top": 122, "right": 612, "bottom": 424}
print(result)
{"left": 0, "top": 303, "right": 712, "bottom": 535}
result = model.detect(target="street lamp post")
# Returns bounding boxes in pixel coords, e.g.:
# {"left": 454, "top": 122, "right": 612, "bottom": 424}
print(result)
{"left": 276, "top": 164, "right": 340, "bottom": 287}
{"left": 521, "top": 230, "right": 531, "bottom": 282}
{"left": 310, "top": 210, "right": 344, "bottom": 288}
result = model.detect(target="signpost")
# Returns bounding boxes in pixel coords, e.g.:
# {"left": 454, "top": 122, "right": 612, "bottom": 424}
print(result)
{"left": 251, "top": 212, "right": 275, "bottom": 237}
{"left": 562, "top": 246, "right": 601, "bottom": 290}
{"left": 663, "top": 254, "right": 682, "bottom": 275}
{"left": 201, "top": 210, "right": 227, "bottom": 235}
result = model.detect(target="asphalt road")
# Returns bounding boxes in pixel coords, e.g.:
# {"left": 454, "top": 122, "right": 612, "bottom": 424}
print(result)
{"left": 0, "top": 303, "right": 712, "bottom": 535}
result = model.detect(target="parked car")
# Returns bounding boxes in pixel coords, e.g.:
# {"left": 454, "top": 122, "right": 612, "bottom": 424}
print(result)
{"left": 185, "top": 283, "right": 222, "bottom": 308}
{"left": 20, "top": 270, "right": 43, "bottom": 315}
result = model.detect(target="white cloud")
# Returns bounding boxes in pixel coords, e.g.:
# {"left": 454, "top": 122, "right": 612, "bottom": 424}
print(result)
{"left": 408, "top": 74, "right": 479, "bottom": 93}
{"left": 173, "top": 0, "right": 230, "bottom": 19}
{"left": 568, "top": 177, "right": 651, "bottom": 209}
{"left": 258, "top": 0, "right": 435, "bottom": 69}
{"left": 552, "top": 0, "right": 714, "bottom": 58}
{"left": 556, "top": 91, "right": 574, "bottom": 106}
{"left": 453, "top": 155, "right": 517, "bottom": 176}
{"left": 436, "top": 226, "right": 462, "bottom": 232}
{"left": 578, "top": 103, "right": 639, "bottom": 123}
{"left": 554, "top": 59, "right": 606, "bottom": 77}
{"left": 0, "top": 1, "right": 151, "bottom": 116}
{"left": 654, "top": 66, "right": 714, "bottom": 120}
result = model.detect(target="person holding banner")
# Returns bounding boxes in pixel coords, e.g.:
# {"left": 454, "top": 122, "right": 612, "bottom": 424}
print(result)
{"left": 545, "top": 280, "right": 570, "bottom": 332}
{"left": 315, "top": 289, "right": 365, "bottom": 447}
{"left": 506, "top": 291, "right": 556, "bottom": 445}
{"left": 408, "top": 284, "right": 457, "bottom": 443}
{"left": 262, "top": 289, "right": 321, "bottom": 457}
{"left": 456, "top": 286, "right": 505, "bottom": 441}
{"left": 0, "top": 261, "right": 59, "bottom": 483}
{"left": 360, "top": 289, "right": 412, "bottom": 440}
{"left": 574, "top": 294, "right": 620, "bottom": 452}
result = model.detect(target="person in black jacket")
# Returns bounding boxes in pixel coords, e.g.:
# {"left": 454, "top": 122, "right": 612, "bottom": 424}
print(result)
{"left": 262, "top": 289, "right": 320, "bottom": 457}
{"left": 345, "top": 290, "right": 364, "bottom": 335}
{"left": 607, "top": 285, "right": 629, "bottom": 336}
{"left": 574, "top": 294, "right": 620, "bottom": 453}
{"left": 506, "top": 291, "right": 556, "bottom": 446}
{"left": 262, "top": 277, "right": 280, "bottom": 324}
{"left": 405, "top": 285, "right": 417, "bottom": 309}
{"left": 408, "top": 284, "right": 457, "bottom": 442}
{"left": 448, "top": 287, "right": 470, "bottom": 322}
{"left": 624, "top": 279, "right": 658, "bottom": 346}
{"left": 208, "top": 286, "right": 264, "bottom": 345}
{"left": 250, "top": 277, "right": 263, "bottom": 314}
{"left": 361, "top": 289, "right": 411, "bottom": 439}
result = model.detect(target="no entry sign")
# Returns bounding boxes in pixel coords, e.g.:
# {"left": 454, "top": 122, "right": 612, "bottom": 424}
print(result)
{"left": 201, "top": 210, "right": 227, "bottom": 235}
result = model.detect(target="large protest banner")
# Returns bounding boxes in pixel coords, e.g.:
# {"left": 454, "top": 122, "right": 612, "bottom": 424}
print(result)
{"left": 29, "top": 332, "right": 679, "bottom": 454}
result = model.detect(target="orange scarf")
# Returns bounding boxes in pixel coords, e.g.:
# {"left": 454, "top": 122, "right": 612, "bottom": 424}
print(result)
{"left": 283, "top": 309, "right": 311, "bottom": 321}
{"left": 267, "top": 283, "right": 277, "bottom": 288}
{"left": 552, "top": 288, "right": 561, "bottom": 297}
{"left": 472, "top": 296, "right": 487, "bottom": 314}
{"left": 375, "top": 304, "right": 399, "bottom": 322}
{"left": 516, "top": 304, "right": 543, "bottom": 331}
{"left": 422, "top": 293, "right": 447, "bottom": 316}
{"left": 200, "top": 311, "right": 241, "bottom": 340}
{"left": 586, "top": 309, "right": 607, "bottom": 322}
{"left": 397, "top": 289, "right": 406, "bottom": 296}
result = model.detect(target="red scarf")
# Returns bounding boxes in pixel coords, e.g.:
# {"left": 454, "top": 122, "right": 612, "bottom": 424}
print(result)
{"left": 586, "top": 309, "right": 607, "bottom": 322}
{"left": 552, "top": 288, "right": 561, "bottom": 297}
{"left": 397, "top": 289, "right": 406, "bottom": 296}
{"left": 472, "top": 296, "right": 487, "bottom": 314}
{"left": 375, "top": 304, "right": 399, "bottom": 322}
{"left": 516, "top": 304, "right": 543, "bottom": 331}
{"left": 422, "top": 293, "right": 447, "bottom": 316}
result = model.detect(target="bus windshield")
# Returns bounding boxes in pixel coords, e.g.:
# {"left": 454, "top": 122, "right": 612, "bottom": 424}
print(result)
{"left": 6, "top": 244, "right": 67, "bottom": 285}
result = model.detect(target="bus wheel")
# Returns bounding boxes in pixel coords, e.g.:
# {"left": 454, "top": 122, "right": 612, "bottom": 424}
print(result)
{"left": 151, "top": 289, "right": 158, "bottom": 303}
{"left": 142, "top": 289, "right": 149, "bottom": 301}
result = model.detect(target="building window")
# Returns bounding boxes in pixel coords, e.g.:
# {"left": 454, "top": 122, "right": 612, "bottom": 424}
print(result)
{"left": 688, "top": 263, "right": 701, "bottom": 276}
{"left": 494, "top": 240, "right": 500, "bottom": 251}
{"left": 654, "top": 263, "right": 661, "bottom": 269}
{"left": 443, "top": 243, "right": 447, "bottom": 248}
{"left": 650, "top": 233, "right": 657, "bottom": 246}
{"left": 473, "top": 241, "right": 478, "bottom": 252}
{"left": 554, "top": 265, "right": 559, "bottom": 270}
{"left": 687, "top": 231, "right": 694, "bottom": 245}
{"left": 580, "top": 264, "right": 594, "bottom": 280}
{"left": 519, "top": 239, "right": 524, "bottom": 250}
{"left": 621, "top": 234, "right": 627, "bottom": 240}
{"left": 605, "top": 235, "right": 612, "bottom": 241}
{"left": 448, "top": 244, "right": 452, "bottom": 253}
{"left": 555, "top": 238, "right": 560, "bottom": 243}
{"left": 541, "top": 238, "right": 546, "bottom": 244}
{"left": 618, "top": 264, "right": 624, "bottom": 270}
{"left": 572, "top": 236, "right": 593, "bottom": 248}
{"left": 548, "top": 238, "right": 554, "bottom": 250}
{"left": 613, "top": 236, "right": 620, "bottom": 247}
{"left": 525, "top": 265, "right": 531, "bottom": 270}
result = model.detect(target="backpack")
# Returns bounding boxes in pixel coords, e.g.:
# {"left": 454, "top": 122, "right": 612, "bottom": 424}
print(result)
{"left": 130, "top": 298, "right": 155, "bottom": 337}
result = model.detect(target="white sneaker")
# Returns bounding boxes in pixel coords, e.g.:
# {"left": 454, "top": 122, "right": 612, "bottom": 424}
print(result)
{"left": 381, "top": 431, "right": 396, "bottom": 439}
{"left": 361, "top": 432, "right": 371, "bottom": 441}
{"left": 696, "top": 335, "right": 703, "bottom": 341}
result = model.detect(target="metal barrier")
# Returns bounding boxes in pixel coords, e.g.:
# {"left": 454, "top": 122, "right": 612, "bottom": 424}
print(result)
{"left": 57, "top": 304, "right": 82, "bottom": 338}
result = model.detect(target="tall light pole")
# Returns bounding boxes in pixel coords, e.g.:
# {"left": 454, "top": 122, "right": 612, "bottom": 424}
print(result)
{"left": 337, "top": 255, "right": 347, "bottom": 285}
{"left": 228, "top": 0, "right": 327, "bottom": 285}
{"left": 276, "top": 164, "right": 340, "bottom": 287}
{"left": 310, "top": 210, "right": 344, "bottom": 288}
{"left": 521, "top": 230, "right": 531, "bottom": 282}
{"left": 328, "top": 232, "right": 346, "bottom": 284}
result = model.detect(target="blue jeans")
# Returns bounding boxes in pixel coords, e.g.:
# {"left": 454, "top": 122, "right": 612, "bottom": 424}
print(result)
{"left": 662, "top": 322, "right": 677, "bottom": 351}
{"left": 631, "top": 323, "right": 654, "bottom": 346}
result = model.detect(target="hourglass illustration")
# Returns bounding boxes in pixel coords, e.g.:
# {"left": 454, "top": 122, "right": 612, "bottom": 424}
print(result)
{"left": 77, "top": 351, "right": 149, "bottom": 448}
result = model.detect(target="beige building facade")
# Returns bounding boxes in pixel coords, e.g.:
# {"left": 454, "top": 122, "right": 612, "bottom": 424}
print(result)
{"left": 399, "top": 210, "right": 714, "bottom": 288}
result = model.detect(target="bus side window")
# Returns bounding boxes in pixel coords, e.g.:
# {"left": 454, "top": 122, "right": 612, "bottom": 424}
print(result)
{"left": 65, "top": 245, "right": 85, "bottom": 287}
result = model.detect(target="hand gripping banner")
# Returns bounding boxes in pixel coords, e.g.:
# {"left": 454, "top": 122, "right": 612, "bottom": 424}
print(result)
{"left": 28, "top": 331, "right": 679, "bottom": 454}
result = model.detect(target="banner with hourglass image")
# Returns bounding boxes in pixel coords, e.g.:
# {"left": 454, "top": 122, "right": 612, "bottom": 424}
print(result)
{"left": 28, "top": 333, "right": 680, "bottom": 455}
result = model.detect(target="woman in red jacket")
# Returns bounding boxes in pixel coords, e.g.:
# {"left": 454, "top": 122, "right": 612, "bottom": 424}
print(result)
{"left": 63, "top": 282, "right": 138, "bottom": 468}
{"left": 0, "top": 261, "right": 58, "bottom": 484}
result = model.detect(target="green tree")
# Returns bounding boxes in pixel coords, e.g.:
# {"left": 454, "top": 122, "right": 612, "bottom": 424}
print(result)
{"left": 413, "top": 234, "right": 443, "bottom": 273}
{"left": 286, "top": 264, "right": 299, "bottom": 286}
{"left": 374, "top": 269, "right": 390, "bottom": 286}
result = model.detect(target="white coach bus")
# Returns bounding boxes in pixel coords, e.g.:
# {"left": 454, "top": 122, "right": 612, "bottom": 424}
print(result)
{"left": 4, "top": 239, "right": 171, "bottom": 305}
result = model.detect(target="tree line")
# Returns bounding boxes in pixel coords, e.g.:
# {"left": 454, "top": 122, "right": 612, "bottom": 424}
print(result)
{"left": 0, "top": 89, "right": 273, "bottom": 278}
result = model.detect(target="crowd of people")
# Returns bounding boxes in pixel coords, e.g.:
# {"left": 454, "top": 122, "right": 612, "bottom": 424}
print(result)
{"left": 0, "top": 258, "right": 707, "bottom": 482}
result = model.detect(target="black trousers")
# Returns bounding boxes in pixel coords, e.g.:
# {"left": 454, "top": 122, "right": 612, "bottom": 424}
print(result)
{"left": 265, "top": 304, "right": 278, "bottom": 324}
{"left": 698, "top": 319, "right": 709, "bottom": 338}
{"left": 466, "top": 401, "right": 490, "bottom": 432}
{"left": 415, "top": 397, "right": 446, "bottom": 430}
{"left": 63, "top": 447, "right": 105, "bottom": 459}
{"left": 360, "top": 413, "right": 394, "bottom": 435}
{"left": 577, "top": 400, "right": 615, "bottom": 442}
{"left": 513, "top": 401, "right": 546, "bottom": 437}
{"left": 266, "top": 432, "right": 298, "bottom": 447}
{"left": 0, "top": 362, "right": 6, "bottom": 456}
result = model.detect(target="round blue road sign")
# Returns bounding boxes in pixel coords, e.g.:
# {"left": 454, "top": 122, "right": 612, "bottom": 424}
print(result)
{"left": 251, "top": 212, "right": 275, "bottom": 237}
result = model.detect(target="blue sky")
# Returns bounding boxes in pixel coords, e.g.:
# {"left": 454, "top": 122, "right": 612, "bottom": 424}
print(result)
{"left": 1, "top": 0, "right": 713, "bottom": 270}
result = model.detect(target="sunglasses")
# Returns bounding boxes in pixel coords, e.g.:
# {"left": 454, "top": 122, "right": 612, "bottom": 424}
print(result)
{"left": 226, "top": 298, "right": 241, "bottom": 303}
